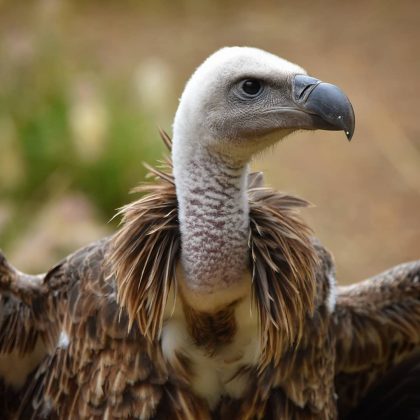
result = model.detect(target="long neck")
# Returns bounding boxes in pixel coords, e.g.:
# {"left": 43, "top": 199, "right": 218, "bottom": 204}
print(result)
{"left": 173, "top": 145, "right": 250, "bottom": 310}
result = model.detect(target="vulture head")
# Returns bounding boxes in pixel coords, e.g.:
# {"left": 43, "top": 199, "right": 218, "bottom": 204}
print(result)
{"left": 172, "top": 46, "right": 355, "bottom": 163}
{"left": 169, "top": 47, "right": 355, "bottom": 312}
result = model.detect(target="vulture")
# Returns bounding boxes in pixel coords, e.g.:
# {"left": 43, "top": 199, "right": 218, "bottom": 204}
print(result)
{"left": 0, "top": 47, "right": 419, "bottom": 419}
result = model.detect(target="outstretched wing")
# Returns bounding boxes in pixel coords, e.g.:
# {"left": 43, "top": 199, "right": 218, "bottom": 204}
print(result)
{"left": 345, "top": 350, "right": 420, "bottom": 420}
{"left": 333, "top": 261, "right": 420, "bottom": 417}
{"left": 0, "top": 251, "right": 67, "bottom": 416}
{"left": 14, "top": 238, "right": 208, "bottom": 419}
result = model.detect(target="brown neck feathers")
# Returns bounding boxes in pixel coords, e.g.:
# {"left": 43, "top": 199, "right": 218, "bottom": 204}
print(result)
{"left": 110, "top": 132, "right": 318, "bottom": 369}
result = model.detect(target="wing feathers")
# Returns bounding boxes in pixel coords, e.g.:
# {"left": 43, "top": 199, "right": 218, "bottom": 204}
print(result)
{"left": 345, "top": 351, "right": 420, "bottom": 420}
{"left": 334, "top": 261, "right": 420, "bottom": 416}
{"left": 2, "top": 133, "right": 418, "bottom": 418}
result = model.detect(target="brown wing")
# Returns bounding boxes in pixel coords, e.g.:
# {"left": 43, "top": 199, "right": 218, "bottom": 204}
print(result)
{"left": 16, "top": 238, "right": 209, "bottom": 420}
{"left": 0, "top": 252, "right": 51, "bottom": 355}
{"left": 0, "top": 251, "right": 67, "bottom": 416}
{"left": 345, "top": 350, "right": 420, "bottom": 420}
{"left": 333, "top": 261, "right": 420, "bottom": 417}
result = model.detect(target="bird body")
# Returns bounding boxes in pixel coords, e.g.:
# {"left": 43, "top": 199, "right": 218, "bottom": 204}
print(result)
{"left": 0, "top": 47, "right": 419, "bottom": 419}
{"left": 1, "top": 170, "right": 337, "bottom": 419}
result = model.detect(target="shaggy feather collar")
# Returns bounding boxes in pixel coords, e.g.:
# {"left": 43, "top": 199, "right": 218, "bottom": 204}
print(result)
{"left": 111, "top": 132, "right": 319, "bottom": 369}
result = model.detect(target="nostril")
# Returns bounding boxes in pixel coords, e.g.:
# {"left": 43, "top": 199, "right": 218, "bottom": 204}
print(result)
{"left": 293, "top": 75, "right": 322, "bottom": 103}
{"left": 298, "top": 84, "right": 315, "bottom": 101}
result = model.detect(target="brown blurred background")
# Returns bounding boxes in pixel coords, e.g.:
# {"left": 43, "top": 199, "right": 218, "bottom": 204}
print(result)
{"left": 0, "top": 0, "right": 419, "bottom": 284}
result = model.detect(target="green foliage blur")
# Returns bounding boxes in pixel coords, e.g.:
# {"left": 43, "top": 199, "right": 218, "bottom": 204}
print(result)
{"left": 0, "top": 0, "right": 419, "bottom": 279}
{"left": 0, "top": 20, "right": 164, "bottom": 249}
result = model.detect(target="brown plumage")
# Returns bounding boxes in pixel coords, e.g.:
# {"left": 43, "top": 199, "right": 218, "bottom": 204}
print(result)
{"left": 0, "top": 138, "right": 329, "bottom": 418}
{"left": 334, "top": 261, "right": 420, "bottom": 417}
{"left": 1, "top": 45, "right": 419, "bottom": 418}
{"left": 111, "top": 135, "right": 318, "bottom": 372}
{"left": 0, "top": 136, "right": 419, "bottom": 419}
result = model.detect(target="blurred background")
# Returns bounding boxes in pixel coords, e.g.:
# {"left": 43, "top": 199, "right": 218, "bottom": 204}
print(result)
{"left": 0, "top": 0, "right": 419, "bottom": 283}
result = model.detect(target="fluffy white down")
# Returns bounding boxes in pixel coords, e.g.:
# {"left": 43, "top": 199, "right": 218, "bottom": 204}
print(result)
{"left": 162, "top": 279, "right": 259, "bottom": 409}
{"left": 172, "top": 46, "right": 306, "bottom": 166}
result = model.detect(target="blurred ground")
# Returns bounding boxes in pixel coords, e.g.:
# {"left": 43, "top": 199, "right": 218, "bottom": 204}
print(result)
{"left": 0, "top": 0, "right": 419, "bottom": 283}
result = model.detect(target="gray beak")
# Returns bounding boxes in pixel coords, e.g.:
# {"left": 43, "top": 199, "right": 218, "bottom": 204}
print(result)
{"left": 292, "top": 75, "right": 355, "bottom": 141}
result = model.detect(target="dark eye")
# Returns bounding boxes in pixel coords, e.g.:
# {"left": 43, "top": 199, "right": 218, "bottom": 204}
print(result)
{"left": 240, "top": 79, "right": 262, "bottom": 97}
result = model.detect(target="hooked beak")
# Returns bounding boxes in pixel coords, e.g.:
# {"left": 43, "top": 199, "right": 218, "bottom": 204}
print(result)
{"left": 291, "top": 75, "right": 355, "bottom": 140}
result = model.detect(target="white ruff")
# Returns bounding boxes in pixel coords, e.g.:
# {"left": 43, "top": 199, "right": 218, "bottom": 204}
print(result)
{"left": 162, "top": 285, "right": 259, "bottom": 409}
{"left": 326, "top": 272, "right": 337, "bottom": 313}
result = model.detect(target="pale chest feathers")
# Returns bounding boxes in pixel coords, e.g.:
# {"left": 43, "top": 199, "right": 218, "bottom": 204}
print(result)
{"left": 161, "top": 271, "right": 259, "bottom": 409}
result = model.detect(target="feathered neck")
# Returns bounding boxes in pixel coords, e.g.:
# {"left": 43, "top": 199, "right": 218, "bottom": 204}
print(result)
{"left": 111, "top": 131, "right": 319, "bottom": 369}
{"left": 172, "top": 144, "right": 250, "bottom": 309}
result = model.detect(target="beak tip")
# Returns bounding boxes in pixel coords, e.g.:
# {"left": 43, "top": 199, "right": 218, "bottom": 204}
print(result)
{"left": 294, "top": 76, "right": 356, "bottom": 142}
{"left": 344, "top": 113, "right": 355, "bottom": 141}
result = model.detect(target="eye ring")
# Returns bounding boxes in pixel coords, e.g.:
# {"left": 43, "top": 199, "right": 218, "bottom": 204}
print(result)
{"left": 240, "top": 79, "right": 263, "bottom": 97}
